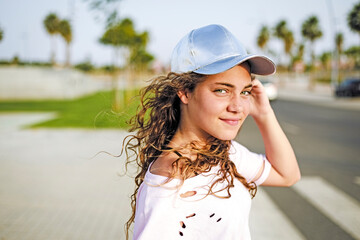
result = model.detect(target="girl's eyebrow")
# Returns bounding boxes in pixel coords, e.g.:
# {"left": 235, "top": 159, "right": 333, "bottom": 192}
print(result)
{"left": 214, "top": 82, "right": 253, "bottom": 89}
{"left": 214, "top": 82, "right": 235, "bottom": 88}
{"left": 244, "top": 83, "right": 253, "bottom": 89}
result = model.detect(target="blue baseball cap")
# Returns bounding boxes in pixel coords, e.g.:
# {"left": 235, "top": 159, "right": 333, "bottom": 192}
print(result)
{"left": 171, "top": 24, "right": 276, "bottom": 75}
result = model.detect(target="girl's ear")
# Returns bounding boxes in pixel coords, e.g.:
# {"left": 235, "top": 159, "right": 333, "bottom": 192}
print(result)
{"left": 177, "top": 90, "right": 189, "bottom": 104}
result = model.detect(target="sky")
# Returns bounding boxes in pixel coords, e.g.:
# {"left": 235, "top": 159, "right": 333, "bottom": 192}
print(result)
{"left": 0, "top": 0, "right": 359, "bottom": 67}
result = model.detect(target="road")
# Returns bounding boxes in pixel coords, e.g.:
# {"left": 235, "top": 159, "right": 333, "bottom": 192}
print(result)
{"left": 237, "top": 99, "right": 360, "bottom": 240}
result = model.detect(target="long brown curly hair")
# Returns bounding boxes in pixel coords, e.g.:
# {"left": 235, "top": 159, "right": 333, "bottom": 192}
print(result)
{"left": 123, "top": 71, "right": 257, "bottom": 239}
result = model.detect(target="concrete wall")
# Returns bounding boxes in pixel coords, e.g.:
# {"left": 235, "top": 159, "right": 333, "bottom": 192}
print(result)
{"left": 0, "top": 67, "right": 111, "bottom": 100}
{"left": 1, "top": 66, "right": 356, "bottom": 100}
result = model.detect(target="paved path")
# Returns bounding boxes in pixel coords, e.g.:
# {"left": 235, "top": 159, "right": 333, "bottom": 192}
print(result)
{"left": 1, "top": 113, "right": 359, "bottom": 239}
{"left": 0, "top": 114, "right": 133, "bottom": 240}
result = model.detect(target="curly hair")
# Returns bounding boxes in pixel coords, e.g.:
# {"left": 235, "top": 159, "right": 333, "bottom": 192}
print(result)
{"left": 123, "top": 72, "right": 257, "bottom": 239}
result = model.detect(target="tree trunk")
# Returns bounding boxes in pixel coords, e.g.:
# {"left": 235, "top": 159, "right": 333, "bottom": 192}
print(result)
{"left": 65, "top": 42, "right": 71, "bottom": 67}
{"left": 310, "top": 41, "right": 315, "bottom": 67}
{"left": 112, "top": 46, "right": 123, "bottom": 112}
{"left": 51, "top": 35, "right": 57, "bottom": 66}
{"left": 308, "top": 42, "right": 316, "bottom": 91}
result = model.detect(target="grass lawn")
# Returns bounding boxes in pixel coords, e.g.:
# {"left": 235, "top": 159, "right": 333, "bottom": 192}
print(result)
{"left": 0, "top": 90, "right": 141, "bottom": 129}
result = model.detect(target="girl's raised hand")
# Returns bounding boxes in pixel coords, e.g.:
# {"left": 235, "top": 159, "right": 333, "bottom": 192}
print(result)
{"left": 249, "top": 78, "right": 273, "bottom": 121}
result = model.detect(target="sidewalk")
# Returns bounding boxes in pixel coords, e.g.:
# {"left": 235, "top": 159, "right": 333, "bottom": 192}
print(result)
{"left": 0, "top": 114, "right": 133, "bottom": 240}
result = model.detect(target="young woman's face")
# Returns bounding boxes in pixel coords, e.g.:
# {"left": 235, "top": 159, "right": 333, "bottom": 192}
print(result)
{"left": 181, "top": 63, "right": 252, "bottom": 141}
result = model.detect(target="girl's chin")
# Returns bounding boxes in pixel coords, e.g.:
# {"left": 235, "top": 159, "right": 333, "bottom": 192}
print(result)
{"left": 212, "top": 133, "right": 238, "bottom": 141}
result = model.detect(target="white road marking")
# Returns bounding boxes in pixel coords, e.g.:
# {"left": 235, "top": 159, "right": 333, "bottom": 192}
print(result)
{"left": 281, "top": 121, "right": 300, "bottom": 135}
{"left": 0, "top": 112, "right": 56, "bottom": 131}
{"left": 250, "top": 189, "right": 306, "bottom": 240}
{"left": 293, "top": 176, "right": 360, "bottom": 240}
{"left": 354, "top": 176, "right": 360, "bottom": 186}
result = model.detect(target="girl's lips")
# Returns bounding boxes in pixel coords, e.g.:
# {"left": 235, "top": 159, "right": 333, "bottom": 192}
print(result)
{"left": 220, "top": 118, "right": 240, "bottom": 126}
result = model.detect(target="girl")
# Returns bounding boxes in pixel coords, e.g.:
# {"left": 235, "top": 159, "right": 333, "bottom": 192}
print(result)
{"left": 123, "top": 24, "right": 301, "bottom": 239}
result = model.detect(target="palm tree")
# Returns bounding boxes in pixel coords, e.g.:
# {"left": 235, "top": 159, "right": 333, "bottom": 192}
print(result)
{"left": 273, "top": 20, "right": 294, "bottom": 67}
{"left": 0, "top": 25, "right": 3, "bottom": 43}
{"left": 257, "top": 25, "right": 270, "bottom": 53}
{"left": 58, "top": 19, "right": 72, "bottom": 67}
{"left": 347, "top": 1, "right": 360, "bottom": 37}
{"left": 346, "top": 1, "right": 360, "bottom": 69}
{"left": 274, "top": 20, "right": 288, "bottom": 40}
{"left": 43, "top": 13, "right": 60, "bottom": 65}
{"left": 320, "top": 52, "right": 332, "bottom": 70}
{"left": 284, "top": 31, "right": 295, "bottom": 59}
{"left": 335, "top": 32, "right": 344, "bottom": 71}
{"left": 291, "top": 43, "right": 305, "bottom": 71}
{"left": 301, "top": 15, "right": 323, "bottom": 66}
{"left": 297, "top": 44, "right": 305, "bottom": 60}
{"left": 344, "top": 46, "right": 360, "bottom": 68}
{"left": 335, "top": 33, "right": 344, "bottom": 54}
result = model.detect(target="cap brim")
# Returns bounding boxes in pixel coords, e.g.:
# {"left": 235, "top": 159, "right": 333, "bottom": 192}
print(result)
{"left": 193, "top": 54, "right": 276, "bottom": 76}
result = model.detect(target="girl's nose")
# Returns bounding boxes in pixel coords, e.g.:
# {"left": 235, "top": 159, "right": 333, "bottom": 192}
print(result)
{"left": 227, "top": 95, "right": 243, "bottom": 113}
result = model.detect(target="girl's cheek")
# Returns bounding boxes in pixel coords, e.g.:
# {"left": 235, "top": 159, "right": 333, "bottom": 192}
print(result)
{"left": 244, "top": 100, "right": 251, "bottom": 114}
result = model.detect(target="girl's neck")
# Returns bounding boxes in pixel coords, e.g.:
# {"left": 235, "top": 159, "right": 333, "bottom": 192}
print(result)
{"left": 170, "top": 128, "right": 207, "bottom": 148}
{"left": 171, "top": 117, "right": 211, "bottom": 144}
{"left": 168, "top": 128, "right": 209, "bottom": 161}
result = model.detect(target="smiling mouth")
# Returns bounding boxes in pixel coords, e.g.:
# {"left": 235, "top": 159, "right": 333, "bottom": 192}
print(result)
{"left": 220, "top": 119, "right": 240, "bottom": 126}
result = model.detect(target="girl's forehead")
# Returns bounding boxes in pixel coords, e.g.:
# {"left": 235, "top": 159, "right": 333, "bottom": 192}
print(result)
{"left": 201, "top": 64, "right": 252, "bottom": 85}
{"left": 196, "top": 77, "right": 251, "bottom": 92}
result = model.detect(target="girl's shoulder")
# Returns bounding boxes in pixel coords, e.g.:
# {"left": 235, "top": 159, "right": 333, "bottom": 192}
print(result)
{"left": 229, "top": 140, "right": 249, "bottom": 154}
{"left": 148, "top": 151, "right": 180, "bottom": 178}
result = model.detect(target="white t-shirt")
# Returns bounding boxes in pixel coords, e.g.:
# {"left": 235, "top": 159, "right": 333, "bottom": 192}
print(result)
{"left": 133, "top": 141, "right": 271, "bottom": 240}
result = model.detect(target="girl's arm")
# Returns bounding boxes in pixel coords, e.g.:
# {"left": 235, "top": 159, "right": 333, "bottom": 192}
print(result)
{"left": 250, "top": 79, "right": 301, "bottom": 187}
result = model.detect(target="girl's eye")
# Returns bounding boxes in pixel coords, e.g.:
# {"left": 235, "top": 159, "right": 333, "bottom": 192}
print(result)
{"left": 214, "top": 89, "right": 228, "bottom": 94}
{"left": 241, "top": 90, "right": 252, "bottom": 96}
